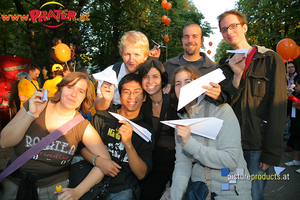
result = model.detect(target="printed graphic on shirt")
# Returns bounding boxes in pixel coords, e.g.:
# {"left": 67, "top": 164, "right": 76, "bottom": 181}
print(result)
{"left": 106, "top": 128, "right": 129, "bottom": 163}
{"left": 25, "top": 135, "right": 75, "bottom": 165}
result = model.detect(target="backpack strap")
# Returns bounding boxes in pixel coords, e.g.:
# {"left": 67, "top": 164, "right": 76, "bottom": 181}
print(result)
{"left": 112, "top": 62, "right": 123, "bottom": 77}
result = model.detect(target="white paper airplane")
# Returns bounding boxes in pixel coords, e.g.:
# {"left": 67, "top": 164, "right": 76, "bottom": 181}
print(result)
{"left": 161, "top": 117, "right": 223, "bottom": 140}
{"left": 177, "top": 68, "right": 225, "bottom": 111}
{"left": 274, "top": 166, "right": 285, "bottom": 175}
{"left": 92, "top": 67, "right": 118, "bottom": 87}
{"left": 108, "top": 112, "right": 152, "bottom": 142}
{"left": 226, "top": 49, "right": 249, "bottom": 57}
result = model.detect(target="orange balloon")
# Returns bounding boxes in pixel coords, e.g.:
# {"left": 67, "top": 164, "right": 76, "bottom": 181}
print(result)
{"left": 209, "top": 42, "right": 213, "bottom": 46}
{"left": 291, "top": 45, "right": 300, "bottom": 60}
{"left": 162, "top": 15, "right": 168, "bottom": 22}
{"left": 161, "top": 0, "right": 168, "bottom": 8}
{"left": 164, "top": 35, "right": 169, "bottom": 43}
{"left": 164, "top": 17, "right": 171, "bottom": 26}
{"left": 277, "top": 38, "right": 297, "bottom": 61}
{"left": 166, "top": 2, "right": 172, "bottom": 10}
{"left": 55, "top": 43, "right": 71, "bottom": 62}
{"left": 207, "top": 50, "right": 211, "bottom": 55}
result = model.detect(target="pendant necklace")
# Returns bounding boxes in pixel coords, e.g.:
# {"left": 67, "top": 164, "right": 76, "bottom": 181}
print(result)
{"left": 152, "top": 98, "right": 163, "bottom": 106}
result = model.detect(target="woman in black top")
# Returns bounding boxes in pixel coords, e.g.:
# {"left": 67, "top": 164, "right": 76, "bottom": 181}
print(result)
{"left": 138, "top": 59, "right": 178, "bottom": 200}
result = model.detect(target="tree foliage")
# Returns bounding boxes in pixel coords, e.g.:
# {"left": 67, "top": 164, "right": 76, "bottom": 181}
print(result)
{"left": 213, "top": 39, "right": 234, "bottom": 64}
{"left": 0, "top": 0, "right": 213, "bottom": 76}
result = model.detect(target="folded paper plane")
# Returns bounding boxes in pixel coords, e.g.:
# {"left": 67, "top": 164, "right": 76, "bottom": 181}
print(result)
{"left": 226, "top": 49, "right": 249, "bottom": 57}
{"left": 109, "top": 112, "right": 152, "bottom": 142}
{"left": 177, "top": 68, "right": 225, "bottom": 111}
{"left": 161, "top": 117, "right": 223, "bottom": 140}
{"left": 92, "top": 67, "right": 118, "bottom": 87}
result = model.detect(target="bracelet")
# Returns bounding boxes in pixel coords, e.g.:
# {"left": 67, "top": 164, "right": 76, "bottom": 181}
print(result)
{"left": 92, "top": 154, "right": 99, "bottom": 168}
{"left": 27, "top": 111, "right": 39, "bottom": 118}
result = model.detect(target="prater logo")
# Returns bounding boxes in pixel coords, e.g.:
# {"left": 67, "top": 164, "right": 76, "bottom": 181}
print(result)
{"left": 1, "top": 1, "right": 90, "bottom": 28}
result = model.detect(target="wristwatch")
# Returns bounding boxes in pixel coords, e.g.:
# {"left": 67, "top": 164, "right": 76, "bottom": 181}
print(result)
{"left": 92, "top": 154, "right": 99, "bottom": 168}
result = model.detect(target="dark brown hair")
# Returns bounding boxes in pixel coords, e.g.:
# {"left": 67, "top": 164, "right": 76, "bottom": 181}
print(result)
{"left": 170, "top": 65, "right": 201, "bottom": 109}
{"left": 51, "top": 72, "right": 93, "bottom": 113}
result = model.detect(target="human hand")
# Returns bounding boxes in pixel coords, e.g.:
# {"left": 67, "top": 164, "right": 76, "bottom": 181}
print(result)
{"left": 202, "top": 82, "right": 221, "bottom": 100}
{"left": 28, "top": 91, "right": 47, "bottom": 117}
{"left": 56, "top": 188, "right": 80, "bottom": 200}
{"left": 292, "top": 102, "right": 300, "bottom": 110}
{"left": 176, "top": 125, "right": 191, "bottom": 146}
{"left": 118, "top": 120, "right": 133, "bottom": 148}
{"left": 162, "top": 84, "right": 171, "bottom": 94}
{"left": 149, "top": 45, "right": 161, "bottom": 58}
{"left": 96, "top": 157, "right": 121, "bottom": 177}
{"left": 100, "top": 81, "right": 114, "bottom": 102}
{"left": 259, "top": 162, "right": 271, "bottom": 171}
{"left": 228, "top": 53, "right": 246, "bottom": 77}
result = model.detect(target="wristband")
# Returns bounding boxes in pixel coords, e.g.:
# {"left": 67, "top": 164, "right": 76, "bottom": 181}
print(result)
{"left": 27, "top": 111, "right": 39, "bottom": 118}
{"left": 92, "top": 155, "right": 99, "bottom": 168}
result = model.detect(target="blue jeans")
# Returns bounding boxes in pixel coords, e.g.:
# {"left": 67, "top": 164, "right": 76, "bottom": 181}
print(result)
{"left": 243, "top": 150, "right": 269, "bottom": 200}
{"left": 107, "top": 188, "right": 134, "bottom": 200}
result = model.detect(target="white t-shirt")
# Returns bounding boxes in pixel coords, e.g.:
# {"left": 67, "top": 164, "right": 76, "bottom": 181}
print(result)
{"left": 96, "top": 63, "right": 127, "bottom": 105}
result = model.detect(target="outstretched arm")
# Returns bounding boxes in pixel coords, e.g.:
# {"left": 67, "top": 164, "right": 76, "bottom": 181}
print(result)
{"left": 94, "top": 81, "right": 115, "bottom": 111}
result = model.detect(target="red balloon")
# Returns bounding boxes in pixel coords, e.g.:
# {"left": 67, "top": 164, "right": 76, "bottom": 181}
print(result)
{"left": 209, "top": 42, "right": 213, "bottom": 46}
{"left": 292, "top": 45, "right": 300, "bottom": 60}
{"left": 55, "top": 43, "right": 71, "bottom": 62}
{"left": 166, "top": 2, "right": 172, "bottom": 10}
{"left": 164, "top": 17, "right": 171, "bottom": 26}
{"left": 162, "top": 15, "right": 168, "bottom": 22}
{"left": 277, "top": 38, "right": 297, "bottom": 61}
{"left": 207, "top": 50, "right": 211, "bottom": 55}
{"left": 161, "top": 0, "right": 168, "bottom": 8}
{"left": 164, "top": 35, "right": 169, "bottom": 43}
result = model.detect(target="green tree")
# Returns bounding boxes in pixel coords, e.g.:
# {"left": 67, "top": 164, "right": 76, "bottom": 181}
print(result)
{"left": 213, "top": 39, "right": 234, "bottom": 64}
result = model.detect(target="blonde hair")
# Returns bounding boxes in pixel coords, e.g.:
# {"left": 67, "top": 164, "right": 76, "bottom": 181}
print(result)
{"left": 119, "top": 30, "right": 149, "bottom": 57}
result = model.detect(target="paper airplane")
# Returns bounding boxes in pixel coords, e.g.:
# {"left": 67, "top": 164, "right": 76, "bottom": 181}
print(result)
{"left": 92, "top": 67, "right": 118, "bottom": 87}
{"left": 177, "top": 68, "right": 225, "bottom": 111}
{"left": 274, "top": 166, "right": 285, "bottom": 175}
{"left": 39, "top": 89, "right": 48, "bottom": 102}
{"left": 226, "top": 49, "right": 249, "bottom": 57}
{"left": 161, "top": 117, "right": 223, "bottom": 140}
{"left": 108, "top": 112, "right": 152, "bottom": 142}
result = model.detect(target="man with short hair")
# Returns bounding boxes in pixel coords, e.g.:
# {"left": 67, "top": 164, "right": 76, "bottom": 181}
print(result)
{"left": 94, "top": 31, "right": 155, "bottom": 111}
{"left": 81, "top": 74, "right": 155, "bottom": 199}
{"left": 163, "top": 23, "right": 221, "bottom": 100}
{"left": 18, "top": 64, "right": 41, "bottom": 108}
{"left": 217, "top": 9, "right": 286, "bottom": 200}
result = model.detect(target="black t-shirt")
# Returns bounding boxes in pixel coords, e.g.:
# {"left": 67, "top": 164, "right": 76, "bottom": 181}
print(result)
{"left": 91, "top": 104, "right": 155, "bottom": 193}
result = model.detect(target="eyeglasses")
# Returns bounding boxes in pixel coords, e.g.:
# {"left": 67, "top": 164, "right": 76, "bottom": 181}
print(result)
{"left": 122, "top": 90, "right": 142, "bottom": 97}
{"left": 220, "top": 23, "right": 241, "bottom": 33}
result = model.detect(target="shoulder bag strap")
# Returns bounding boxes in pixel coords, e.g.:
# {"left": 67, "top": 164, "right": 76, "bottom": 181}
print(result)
{"left": 25, "top": 77, "right": 39, "bottom": 91}
{"left": 0, "top": 114, "right": 85, "bottom": 183}
{"left": 204, "top": 101, "right": 212, "bottom": 200}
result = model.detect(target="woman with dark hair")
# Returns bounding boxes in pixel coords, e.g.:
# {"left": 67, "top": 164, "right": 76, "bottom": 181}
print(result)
{"left": 0, "top": 72, "right": 110, "bottom": 200}
{"left": 138, "top": 59, "right": 178, "bottom": 200}
{"left": 169, "top": 65, "right": 251, "bottom": 200}
{"left": 286, "top": 61, "right": 299, "bottom": 90}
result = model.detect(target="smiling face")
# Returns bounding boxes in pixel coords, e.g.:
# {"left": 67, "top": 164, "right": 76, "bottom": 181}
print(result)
{"left": 174, "top": 70, "right": 192, "bottom": 99}
{"left": 60, "top": 78, "right": 87, "bottom": 110}
{"left": 181, "top": 24, "right": 203, "bottom": 60}
{"left": 122, "top": 44, "right": 148, "bottom": 74}
{"left": 142, "top": 67, "right": 162, "bottom": 96}
{"left": 220, "top": 14, "right": 248, "bottom": 48}
{"left": 120, "top": 80, "right": 145, "bottom": 113}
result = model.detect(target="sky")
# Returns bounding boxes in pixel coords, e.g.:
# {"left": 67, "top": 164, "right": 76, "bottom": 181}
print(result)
{"left": 191, "top": 0, "right": 237, "bottom": 61}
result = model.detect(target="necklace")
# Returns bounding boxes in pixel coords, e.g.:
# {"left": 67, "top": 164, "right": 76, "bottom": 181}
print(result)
{"left": 152, "top": 98, "right": 163, "bottom": 106}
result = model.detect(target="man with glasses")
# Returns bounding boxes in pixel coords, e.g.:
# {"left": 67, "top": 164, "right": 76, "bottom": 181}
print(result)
{"left": 218, "top": 9, "right": 286, "bottom": 200}
{"left": 81, "top": 73, "right": 155, "bottom": 199}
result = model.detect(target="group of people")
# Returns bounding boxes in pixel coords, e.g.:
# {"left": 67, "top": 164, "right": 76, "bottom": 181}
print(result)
{"left": 0, "top": 9, "right": 288, "bottom": 200}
